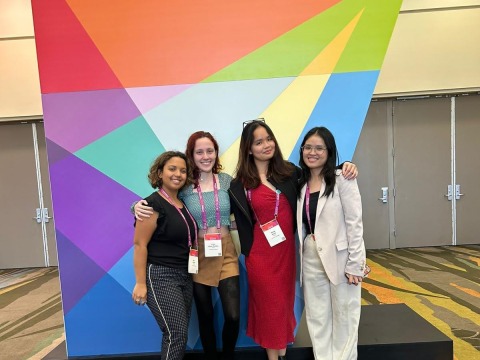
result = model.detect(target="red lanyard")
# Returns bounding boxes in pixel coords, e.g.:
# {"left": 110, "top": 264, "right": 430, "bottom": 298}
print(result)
{"left": 247, "top": 187, "right": 281, "bottom": 222}
{"left": 159, "top": 188, "right": 198, "bottom": 248}
{"left": 305, "top": 185, "right": 314, "bottom": 235}
{"left": 196, "top": 175, "right": 221, "bottom": 231}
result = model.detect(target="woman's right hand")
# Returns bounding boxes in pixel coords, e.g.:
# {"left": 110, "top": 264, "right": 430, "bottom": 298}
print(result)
{"left": 135, "top": 200, "right": 154, "bottom": 221}
{"left": 132, "top": 283, "right": 147, "bottom": 305}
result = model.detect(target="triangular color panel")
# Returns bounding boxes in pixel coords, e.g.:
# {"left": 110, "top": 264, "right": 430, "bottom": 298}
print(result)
{"left": 75, "top": 116, "right": 165, "bottom": 197}
{"left": 31, "top": 0, "right": 122, "bottom": 93}
{"left": 144, "top": 78, "right": 296, "bottom": 156}
{"left": 55, "top": 230, "right": 106, "bottom": 314}
{"left": 204, "top": 0, "right": 362, "bottom": 82}
{"left": 66, "top": 0, "right": 340, "bottom": 87}
{"left": 289, "top": 71, "right": 380, "bottom": 165}
{"left": 126, "top": 84, "right": 192, "bottom": 114}
{"left": 64, "top": 273, "right": 160, "bottom": 356}
{"left": 42, "top": 89, "right": 142, "bottom": 153}
{"left": 49, "top": 154, "right": 138, "bottom": 272}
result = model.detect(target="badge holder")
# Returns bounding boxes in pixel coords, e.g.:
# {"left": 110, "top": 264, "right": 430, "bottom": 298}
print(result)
{"left": 204, "top": 233, "right": 222, "bottom": 257}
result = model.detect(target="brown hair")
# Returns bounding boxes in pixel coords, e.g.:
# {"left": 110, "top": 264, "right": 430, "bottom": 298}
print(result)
{"left": 234, "top": 120, "right": 294, "bottom": 189}
{"left": 147, "top": 151, "right": 193, "bottom": 189}
{"left": 185, "top": 131, "right": 223, "bottom": 187}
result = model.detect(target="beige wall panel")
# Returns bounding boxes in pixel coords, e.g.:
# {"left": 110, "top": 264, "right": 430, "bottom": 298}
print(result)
{"left": 0, "top": 39, "right": 43, "bottom": 119}
{"left": 401, "top": 0, "right": 480, "bottom": 11}
{"left": 375, "top": 8, "right": 480, "bottom": 96}
{"left": 0, "top": 0, "right": 34, "bottom": 38}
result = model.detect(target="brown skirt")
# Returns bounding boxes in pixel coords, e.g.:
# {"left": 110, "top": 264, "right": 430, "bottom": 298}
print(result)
{"left": 193, "top": 233, "right": 239, "bottom": 287}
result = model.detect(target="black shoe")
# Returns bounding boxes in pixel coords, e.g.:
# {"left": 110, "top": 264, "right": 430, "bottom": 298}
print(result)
{"left": 279, "top": 356, "right": 286, "bottom": 360}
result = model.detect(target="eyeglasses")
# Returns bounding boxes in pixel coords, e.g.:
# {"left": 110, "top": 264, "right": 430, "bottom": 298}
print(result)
{"left": 301, "top": 145, "right": 327, "bottom": 154}
{"left": 243, "top": 118, "right": 265, "bottom": 128}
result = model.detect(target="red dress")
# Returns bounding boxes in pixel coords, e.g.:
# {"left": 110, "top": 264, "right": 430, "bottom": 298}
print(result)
{"left": 246, "top": 184, "right": 296, "bottom": 349}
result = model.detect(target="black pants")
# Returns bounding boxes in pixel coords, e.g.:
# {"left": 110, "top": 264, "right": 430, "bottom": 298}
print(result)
{"left": 147, "top": 263, "right": 193, "bottom": 360}
{"left": 194, "top": 275, "right": 240, "bottom": 360}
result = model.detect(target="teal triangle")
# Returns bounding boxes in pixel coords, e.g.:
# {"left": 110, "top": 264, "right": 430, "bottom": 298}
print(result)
{"left": 75, "top": 116, "right": 164, "bottom": 196}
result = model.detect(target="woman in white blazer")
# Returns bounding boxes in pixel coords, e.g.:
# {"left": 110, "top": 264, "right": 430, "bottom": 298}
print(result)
{"left": 296, "top": 127, "right": 366, "bottom": 360}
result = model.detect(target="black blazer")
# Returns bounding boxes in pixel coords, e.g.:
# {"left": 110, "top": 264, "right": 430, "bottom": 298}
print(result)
{"left": 228, "top": 164, "right": 302, "bottom": 256}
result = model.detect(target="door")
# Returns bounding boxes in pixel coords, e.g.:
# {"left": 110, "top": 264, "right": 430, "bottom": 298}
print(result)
{"left": 392, "top": 97, "right": 452, "bottom": 248}
{"left": 353, "top": 100, "right": 392, "bottom": 249}
{"left": 0, "top": 121, "right": 57, "bottom": 268}
{"left": 37, "top": 123, "right": 58, "bottom": 265}
{"left": 455, "top": 94, "right": 480, "bottom": 245}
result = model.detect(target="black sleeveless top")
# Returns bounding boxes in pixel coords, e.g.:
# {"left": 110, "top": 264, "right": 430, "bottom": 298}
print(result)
{"left": 142, "top": 191, "right": 196, "bottom": 270}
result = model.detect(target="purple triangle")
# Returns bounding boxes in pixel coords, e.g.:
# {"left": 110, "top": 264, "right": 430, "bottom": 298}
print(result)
{"left": 49, "top": 154, "right": 138, "bottom": 272}
{"left": 42, "top": 88, "right": 141, "bottom": 153}
{"left": 46, "top": 138, "right": 72, "bottom": 165}
{"left": 56, "top": 230, "right": 106, "bottom": 314}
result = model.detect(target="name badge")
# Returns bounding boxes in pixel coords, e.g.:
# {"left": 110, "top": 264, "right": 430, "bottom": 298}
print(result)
{"left": 188, "top": 248, "right": 199, "bottom": 274}
{"left": 204, "top": 233, "right": 222, "bottom": 257}
{"left": 260, "top": 218, "right": 286, "bottom": 247}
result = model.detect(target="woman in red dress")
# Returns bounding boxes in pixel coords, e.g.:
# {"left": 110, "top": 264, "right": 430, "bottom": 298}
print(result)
{"left": 229, "top": 120, "right": 301, "bottom": 360}
{"left": 245, "top": 184, "right": 296, "bottom": 350}
{"left": 229, "top": 120, "right": 357, "bottom": 360}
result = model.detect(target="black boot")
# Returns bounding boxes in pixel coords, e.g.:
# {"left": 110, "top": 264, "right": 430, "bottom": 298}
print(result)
{"left": 279, "top": 356, "right": 287, "bottom": 360}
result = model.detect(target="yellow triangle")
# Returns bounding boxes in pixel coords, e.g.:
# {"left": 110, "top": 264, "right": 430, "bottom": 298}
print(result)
{"left": 221, "top": 74, "right": 330, "bottom": 175}
{"left": 302, "top": 8, "right": 364, "bottom": 76}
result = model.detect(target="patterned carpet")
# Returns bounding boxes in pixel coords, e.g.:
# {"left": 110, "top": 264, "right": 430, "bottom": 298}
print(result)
{"left": 0, "top": 246, "right": 478, "bottom": 360}
{"left": 363, "top": 245, "right": 480, "bottom": 360}
{"left": 0, "top": 267, "right": 64, "bottom": 360}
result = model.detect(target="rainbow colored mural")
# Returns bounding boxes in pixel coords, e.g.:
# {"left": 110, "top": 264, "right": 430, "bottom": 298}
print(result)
{"left": 31, "top": 0, "right": 402, "bottom": 357}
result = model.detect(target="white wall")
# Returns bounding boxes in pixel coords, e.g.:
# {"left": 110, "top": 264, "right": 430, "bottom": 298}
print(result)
{"left": 0, "top": 0, "right": 42, "bottom": 121}
{"left": 374, "top": 0, "right": 480, "bottom": 96}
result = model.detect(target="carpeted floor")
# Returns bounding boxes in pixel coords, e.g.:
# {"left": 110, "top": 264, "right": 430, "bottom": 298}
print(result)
{"left": 363, "top": 245, "right": 480, "bottom": 360}
{"left": 0, "top": 267, "right": 64, "bottom": 360}
{"left": 0, "top": 245, "right": 478, "bottom": 360}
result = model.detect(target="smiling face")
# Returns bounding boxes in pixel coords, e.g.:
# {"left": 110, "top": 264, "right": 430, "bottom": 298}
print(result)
{"left": 250, "top": 126, "right": 276, "bottom": 162}
{"left": 302, "top": 134, "right": 328, "bottom": 173}
{"left": 159, "top": 156, "right": 187, "bottom": 193}
{"left": 193, "top": 137, "right": 216, "bottom": 174}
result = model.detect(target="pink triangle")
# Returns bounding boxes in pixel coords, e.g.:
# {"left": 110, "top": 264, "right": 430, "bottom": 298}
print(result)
{"left": 126, "top": 84, "right": 192, "bottom": 114}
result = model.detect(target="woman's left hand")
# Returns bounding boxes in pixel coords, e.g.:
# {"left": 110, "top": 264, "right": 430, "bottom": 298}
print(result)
{"left": 345, "top": 273, "right": 363, "bottom": 286}
{"left": 341, "top": 162, "right": 358, "bottom": 180}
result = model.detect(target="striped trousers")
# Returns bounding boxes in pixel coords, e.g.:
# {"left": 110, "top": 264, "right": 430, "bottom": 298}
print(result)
{"left": 146, "top": 263, "right": 193, "bottom": 360}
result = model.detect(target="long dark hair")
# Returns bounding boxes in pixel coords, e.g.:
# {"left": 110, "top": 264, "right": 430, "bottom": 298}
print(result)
{"left": 185, "top": 131, "right": 223, "bottom": 188}
{"left": 234, "top": 120, "right": 294, "bottom": 189}
{"left": 298, "top": 127, "right": 338, "bottom": 198}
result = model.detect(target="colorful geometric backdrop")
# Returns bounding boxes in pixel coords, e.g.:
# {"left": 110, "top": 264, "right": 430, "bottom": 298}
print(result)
{"left": 31, "top": 0, "right": 402, "bottom": 357}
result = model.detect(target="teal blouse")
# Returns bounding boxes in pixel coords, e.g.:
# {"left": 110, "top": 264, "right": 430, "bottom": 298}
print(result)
{"left": 180, "top": 172, "right": 232, "bottom": 229}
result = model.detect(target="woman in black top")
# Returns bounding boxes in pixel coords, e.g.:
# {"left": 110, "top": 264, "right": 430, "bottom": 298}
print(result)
{"left": 132, "top": 151, "right": 197, "bottom": 360}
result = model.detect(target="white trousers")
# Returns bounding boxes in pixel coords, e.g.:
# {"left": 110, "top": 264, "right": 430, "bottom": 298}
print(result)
{"left": 302, "top": 235, "right": 361, "bottom": 360}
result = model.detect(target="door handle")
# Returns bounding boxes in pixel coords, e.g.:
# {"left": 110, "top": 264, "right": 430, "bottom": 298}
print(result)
{"left": 33, "top": 208, "right": 53, "bottom": 223}
{"left": 455, "top": 185, "right": 464, "bottom": 200}
{"left": 378, "top": 187, "right": 388, "bottom": 203}
{"left": 444, "top": 185, "right": 452, "bottom": 201}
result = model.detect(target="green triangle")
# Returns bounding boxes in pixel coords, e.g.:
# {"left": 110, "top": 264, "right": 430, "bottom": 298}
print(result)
{"left": 203, "top": 0, "right": 362, "bottom": 82}
{"left": 75, "top": 116, "right": 165, "bottom": 196}
{"left": 335, "top": 0, "right": 403, "bottom": 72}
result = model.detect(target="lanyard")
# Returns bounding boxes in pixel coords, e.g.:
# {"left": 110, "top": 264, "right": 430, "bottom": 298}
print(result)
{"left": 305, "top": 185, "right": 314, "bottom": 235}
{"left": 159, "top": 188, "right": 198, "bottom": 248}
{"left": 247, "top": 187, "right": 281, "bottom": 223}
{"left": 196, "top": 175, "right": 221, "bottom": 231}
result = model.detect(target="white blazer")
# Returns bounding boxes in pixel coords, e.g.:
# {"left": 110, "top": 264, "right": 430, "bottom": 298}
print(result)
{"left": 296, "top": 170, "right": 366, "bottom": 286}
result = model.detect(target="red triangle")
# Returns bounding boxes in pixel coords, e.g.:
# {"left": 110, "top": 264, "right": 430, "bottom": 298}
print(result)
{"left": 32, "top": 0, "right": 123, "bottom": 94}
